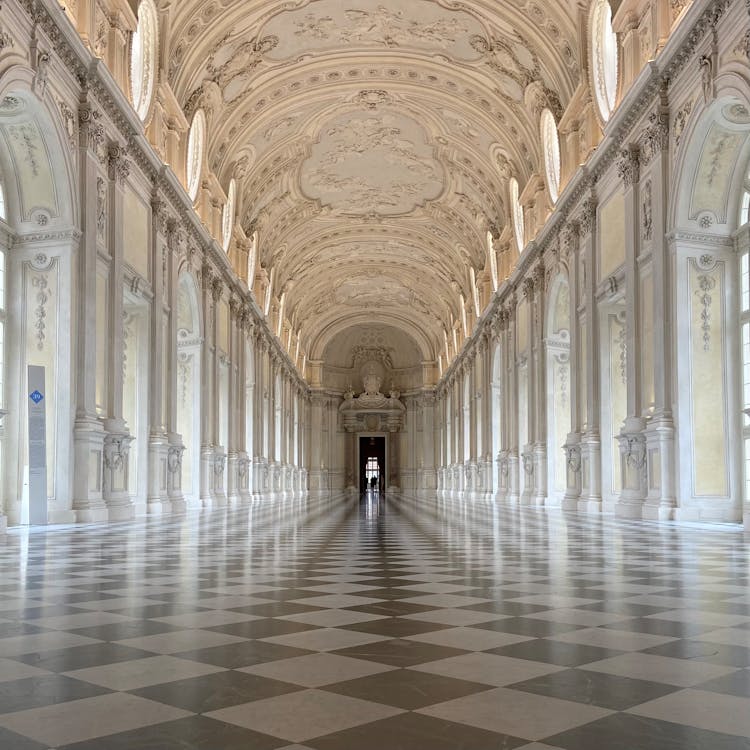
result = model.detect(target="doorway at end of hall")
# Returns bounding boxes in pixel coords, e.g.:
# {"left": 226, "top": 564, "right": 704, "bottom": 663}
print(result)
{"left": 360, "top": 435, "right": 385, "bottom": 493}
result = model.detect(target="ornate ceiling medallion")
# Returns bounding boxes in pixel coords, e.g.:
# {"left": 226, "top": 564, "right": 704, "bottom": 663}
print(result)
{"left": 300, "top": 110, "right": 444, "bottom": 216}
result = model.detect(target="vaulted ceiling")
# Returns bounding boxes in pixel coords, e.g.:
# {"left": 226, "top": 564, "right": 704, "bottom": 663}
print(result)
{"left": 161, "top": 0, "right": 582, "bottom": 361}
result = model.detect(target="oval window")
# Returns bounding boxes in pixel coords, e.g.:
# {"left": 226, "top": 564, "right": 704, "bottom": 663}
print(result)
{"left": 540, "top": 108, "right": 561, "bottom": 204}
{"left": 186, "top": 109, "right": 206, "bottom": 202}
{"left": 591, "top": 0, "right": 618, "bottom": 122}
{"left": 509, "top": 177, "right": 525, "bottom": 252}
{"left": 222, "top": 178, "right": 236, "bottom": 252}
{"left": 130, "top": 0, "right": 158, "bottom": 121}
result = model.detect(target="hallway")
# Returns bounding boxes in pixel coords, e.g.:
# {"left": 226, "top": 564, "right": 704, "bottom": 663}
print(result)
{"left": 0, "top": 498, "right": 749, "bottom": 748}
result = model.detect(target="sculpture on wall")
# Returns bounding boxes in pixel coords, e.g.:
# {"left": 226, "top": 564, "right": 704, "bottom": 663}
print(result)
{"left": 339, "top": 359, "right": 405, "bottom": 432}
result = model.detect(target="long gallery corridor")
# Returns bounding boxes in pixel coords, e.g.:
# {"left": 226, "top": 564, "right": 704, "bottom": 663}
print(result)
{"left": 0, "top": 497, "right": 749, "bottom": 749}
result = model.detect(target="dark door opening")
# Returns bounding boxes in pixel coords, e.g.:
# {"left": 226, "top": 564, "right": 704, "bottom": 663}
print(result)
{"left": 359, "top": 436, "right": 385, "bottom": 494}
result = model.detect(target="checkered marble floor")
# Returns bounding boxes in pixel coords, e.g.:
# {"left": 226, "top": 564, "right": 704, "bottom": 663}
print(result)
{"left": 1, "top": 493, "right": 750, "bottom": 748}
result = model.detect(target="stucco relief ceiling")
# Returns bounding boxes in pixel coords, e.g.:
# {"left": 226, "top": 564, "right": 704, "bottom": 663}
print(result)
{"left": 300, "top": 110, "right": 444, "bottom": 215}
{"left": 161, "top": 0, "right": 580, "bottom": 362}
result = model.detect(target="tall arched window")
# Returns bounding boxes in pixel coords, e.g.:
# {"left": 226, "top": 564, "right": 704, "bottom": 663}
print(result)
{"left": 247, "top": 231, "right": 258, "bottom": 288}
{"left": 540, "top": 108, "right": 561, "bottom": 204}
{"left": 509, "top": 177, "right": 525, "bottom": 252}
{"left": 470, "top": 267, "right": 481, "bottom": 318}
{"left": 130, "top": 0, "right": 158, "bottom": 122}
{"left": 487, "top": 231, "right": 498, "bottom": 291}
{"left": 591, "top": 0, "right": 618, "bottom": 123}
{"left": 186, "top": 109, "right": 206, "bottom": 202}
{"left": 222, "top": 178, "right": 236, "bottom": 252}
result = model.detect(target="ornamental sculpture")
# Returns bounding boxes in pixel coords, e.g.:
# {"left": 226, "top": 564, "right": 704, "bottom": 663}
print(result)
{"left": 339, "top": 360, "right": 405, "bottom": 432}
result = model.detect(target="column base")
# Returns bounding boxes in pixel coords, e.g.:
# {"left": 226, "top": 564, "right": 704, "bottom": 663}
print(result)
{"left": 72, "top": 415, "right": 107, "bottom": 523}
{"left": 577, "top": 498, "right": 602, "bottom": 514}
{"left": 643, "top": 503, "right": 676, "bottom": 521}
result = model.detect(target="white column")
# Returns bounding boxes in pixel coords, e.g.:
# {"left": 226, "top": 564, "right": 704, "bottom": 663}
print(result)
{"left": 72, "top": 100, "right": 107, "bottom": 522}
{"left": 616, "top": 146, "right": 649, "bottom": 518}
{"left": 577, "top": 198, "right": 602, "bottom": 512}
{"left": 642, "top": 114, "right": 677, "bottom": 520}
{"left": 101, "top": 145, "right": 135, "bottom": 521}
{"left": 563, "top": 224, "right": 583, "bottom": 509}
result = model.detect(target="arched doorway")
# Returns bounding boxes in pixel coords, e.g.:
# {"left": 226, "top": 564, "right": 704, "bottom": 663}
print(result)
{"left": 545, "top": 273, "right": 571, "bottom": 505}
{"left": 175, "top": 272, "right": 202, "bottom": 507}
{"left": 670, "top": 93, "right": 750, "bottom": 522}
{"left": 0, "top": 81, "right": 77, "bottom": 526}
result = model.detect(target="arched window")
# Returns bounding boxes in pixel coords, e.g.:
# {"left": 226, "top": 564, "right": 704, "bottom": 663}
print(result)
{"left": 509, "top": 177, "right": 525, "bottom": 252}
{"left": 741, "top": 167, "right": 750, "bottom": 226}
{"left": 470, "top": 267, "right": 481, "bottom": 318}
{"left": 222, "top": 178, "right": 236, "bottom": 252}
{"left": 540, "top": 108, "right": 561, "bottom": 204}
{"left": 247, "top": 231, "right": 258, "bottom": 288}
{"left": 130, "top": 0, "right": 158, "bottom": 122}
{"left": 186, "top": 109, "right": 206, "bottom": 202}
{"left": 591, "top": 0, "right": 618, "bottom": 123}
{"left": 487, "top": 231, "right": 498, "bottom": 291}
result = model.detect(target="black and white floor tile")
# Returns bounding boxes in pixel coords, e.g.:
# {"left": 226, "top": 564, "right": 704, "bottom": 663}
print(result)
{"left": 0, "top": 492, "right": 749, "bottom": 748}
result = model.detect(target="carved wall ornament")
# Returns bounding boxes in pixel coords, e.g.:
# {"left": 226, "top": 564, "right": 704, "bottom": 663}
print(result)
{"left": 354, "top": 90, "right": 392, "bottom": 109}
{"left": 213, "top": 453, "right": 226, "bottom": 475}
{"left": 8, "top": 124, "right": 41, "bottom": 177}
{"left": 31, "top": 274, "right": 49, "bottom": 351}
{"left": 167, "top": 445, "right": 185, "bottom": 475}
{"left": 577, "top": 198, "right": 596, "bottom": 237}
{"left": 78, "top": 105, "right": 105, "bottom": 151}
{"left": 103, "top": 434, "right": 133, "bottom": 473}
{"left": 699, "top": 54, "right": 715, "bottom": 104}
{"left": 107, "top": 144, "right": 130, "bottom": 184}
{"left": 96, "top": 177, "right": 106, "bottom": 242}
{"left": 617, "top": 146, "right": 640, "bottom": 187}
{"left": 673, "top": 100, "right": 693, "bottom": 148}
{"left": 522, "top": 276, "right": 535, "bottom": 299}
{"left": 733, "top": 30, "right": 750, "bottom": 60}
{"left": 565, "top": 444, "right": 581, "bottom": 474}
{"left": 0, "top": 21, "right": 12, "bottom": 51}
{"left": 696, "top": 273, "right": 717, "bottom": 351}
{"left": 642, "top": 181, "right": 653, "bottom": 241}
{"left": 624, "top": 434, "right": 647, "bottom": 471}
{"left": 0, "top": 95, "right": 23, "bottom": 114}
{"left": 32, "top": 50, "right": 51, "bottom": 98}
{"left": 639, "top": 112, "right": 669, "bottom": 165}
{"left": 58, "top": 101, "right": 77, "bottom": 148}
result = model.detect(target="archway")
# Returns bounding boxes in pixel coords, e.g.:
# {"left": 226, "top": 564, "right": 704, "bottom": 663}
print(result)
{"left": 670, "top": 92, "right": 750, "bottom": 522}
{"left": 175, "top": 272, "right": 202, "bottom": 507}
{"left": 490, "top": 340, "right": 503, "bottom": 499}
{"left": 545, "top": 273, "right": 571, "bottom": 505}
{"left": 0, "top": 80, "right": 77, "bottom": 526}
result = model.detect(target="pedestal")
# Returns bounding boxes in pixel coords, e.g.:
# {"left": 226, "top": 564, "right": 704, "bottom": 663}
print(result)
{"left": 643, "top": 413, "right": 677, "bottom": 520}
{"left": 562, "top": 433, "right": 582, "bottom": 511}
{"left": 102, "top": 420, "right": 135, "bottom": 522}
{"left": 146, "top": 432, "right": 169, "bottom": 516}
{"left": 227, "top": 451, "right": 240, "bottom": 504}
{"left": 532, "top": 443, "right": 547, "bottom": 505}
{"left": 615, "top": 416, "right": 648, "bottom": 519}
{"left": 72, "top": 416, "right": 108, "bottom": 523}
{"left": 167, "top": 436, "right": 186, "bottom": 513}
{"left": 577, "top": 431, "right": 601, "bottom": 513}
{"left": 212, "top": 448, "right": 227, "bottom": 506}
{"left": 200, "top": 446, "right": 214, "bottom": 506}
{"left": 520, "top": 446, "right": 535, "bottom": 505}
